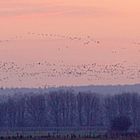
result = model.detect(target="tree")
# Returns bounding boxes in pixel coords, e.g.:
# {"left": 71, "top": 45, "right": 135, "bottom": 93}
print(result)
{"left": 26, "top": 94, "right": 46, "bottom": 127}
{"left": 110, "top": 116, "right": 132, "bottom": 132}
{"left": 83, "top": 92, "right": 100, "bottom": 126}
{"left": 0, "top": 102, "right": 7, "bottom": 127}
{"left": 6, "top": 98, "right": 17, "bottom": 127}
{"left": 104, "top": 96, "right": 117, "bottom": 126}
{"left": 14, "top": 95, "right": 26, "bottom": 127}
{"left": 59, "top": 90, "right": 76, "bottom": 126}
{"left": 130, "top": 93, "right": 140, "bottom": 132}
{"left": 77, "top": 92, "right": 84, "bottom": 126}
{"left": 48, "top": 91, "right": 61, "bottom": 127}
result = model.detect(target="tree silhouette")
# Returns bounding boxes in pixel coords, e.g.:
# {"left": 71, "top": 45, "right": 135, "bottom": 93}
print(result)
{"left": 111, "top": 116, "right": 132, "bottom": 132}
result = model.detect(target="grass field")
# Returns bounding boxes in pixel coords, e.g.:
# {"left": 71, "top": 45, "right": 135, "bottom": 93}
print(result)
{"left": 0, "top": 135, "right": 140, "bottom": 140}
{"left": 0, "top": 129, "right": 140, "bottom": 140}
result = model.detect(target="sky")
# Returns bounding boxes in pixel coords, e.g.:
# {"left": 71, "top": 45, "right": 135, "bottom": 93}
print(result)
{"left": 1, "top": 0, "right": 140, "bottom": 38}
{"left": 0, "top": 0, "right": 140, "bottom": 88}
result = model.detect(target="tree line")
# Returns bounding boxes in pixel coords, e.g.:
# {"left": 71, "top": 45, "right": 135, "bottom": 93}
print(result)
{"left": 0, "top": 90, "right": 139, "bottom": 132}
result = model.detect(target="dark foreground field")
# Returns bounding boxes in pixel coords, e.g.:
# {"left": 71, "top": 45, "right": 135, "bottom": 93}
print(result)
{"left": 0, "top": 138, "right": 140, "bottom": 140}
{"left": 1, "top": 134, "right": 140, "bottom": 140}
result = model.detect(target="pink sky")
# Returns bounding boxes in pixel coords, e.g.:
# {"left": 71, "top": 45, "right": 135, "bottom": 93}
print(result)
{"left": 1, "top": 0, "right": 140, "bottom": 38}
{"left": 0, "top": 0, "right": 140, "bottom": 87}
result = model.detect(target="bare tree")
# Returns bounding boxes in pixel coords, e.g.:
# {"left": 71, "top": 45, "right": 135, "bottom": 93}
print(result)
{"left": 59, "top": 90, "right": 76, "bottom": 126}
{"left": 83, "top": 92, "right": 100, "bottom": 126}
{"left": 130, "top": 93, "right": 140, "bottom": 132}
{"left": 15, "top": 95, "right": 26, "bottom": 127}
{"left": 6, "top": 97, "right": 17, "bottom": 127}
{"left": 26, "top": 94, "right": 46, "bottom": 127}
{"left": 77, "top": 92, "right": 84, "bottom": 126}
{"left": 47, "top": 91, "right": 61, "bottom": 127}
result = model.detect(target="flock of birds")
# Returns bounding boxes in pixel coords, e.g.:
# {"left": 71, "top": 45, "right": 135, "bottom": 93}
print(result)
{"left": 0, "top": 60, "right": 140, "bottom": 87}
{"left": 0, "top": 32, "right": 140, "bottom": 87}
{"left": 0, "top": 32, "right": 100, "bottom": 47}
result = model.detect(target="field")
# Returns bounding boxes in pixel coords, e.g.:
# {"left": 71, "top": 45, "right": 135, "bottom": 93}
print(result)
{"left": 0, "top": 133, "right": 140, "bottom": 140}
{"left": 0, "top": 136, "right": 140, "bottom": 140}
